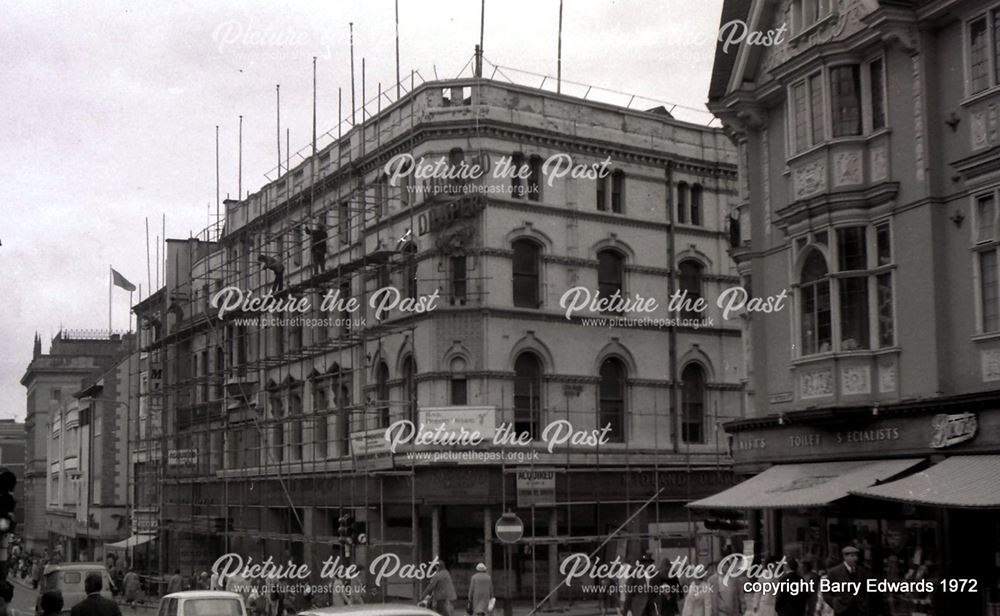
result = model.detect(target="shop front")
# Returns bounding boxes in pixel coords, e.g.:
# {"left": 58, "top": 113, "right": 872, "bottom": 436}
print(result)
{"left": 690, "top": 400, "right": 1000, "bottom": 615}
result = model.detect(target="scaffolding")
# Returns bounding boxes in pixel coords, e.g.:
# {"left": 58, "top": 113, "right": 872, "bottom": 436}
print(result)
{"left": 129, "top": 54, "right": 739, "bottom": 609}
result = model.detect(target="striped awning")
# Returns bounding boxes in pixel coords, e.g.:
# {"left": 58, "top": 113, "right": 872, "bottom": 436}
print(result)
{"left": 850, "top": 455, "right": 1000, "bottom": 508}
{"left": 688, "top": 458, "right": 923, "bottom": 510}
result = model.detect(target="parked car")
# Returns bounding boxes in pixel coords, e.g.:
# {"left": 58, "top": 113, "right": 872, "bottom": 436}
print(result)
{"left": 36, "top": 563, "right": 115, "bottom": 614}
{"left": 158, "top": 591, "right": 248, "bottom": 616}
{"left": 298, "top": 605, "right": 441, "bottom": 616}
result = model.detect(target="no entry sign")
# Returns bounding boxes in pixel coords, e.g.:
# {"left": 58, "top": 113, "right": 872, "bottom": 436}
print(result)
{"left": 495, "top": 512, "right": 523, "bottom": 543}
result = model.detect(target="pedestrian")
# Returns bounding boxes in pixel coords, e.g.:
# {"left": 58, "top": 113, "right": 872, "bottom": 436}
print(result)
{"left": 40, "top": 590, "right": 65, "bottom": 616}
{"left": 775, "top": 559, "right": 809, "bottom": 616}
{"left": 468, "top": 563, "right": 493, "bottom": 616}
{"left": 422, "top": 558, "right": 457, "bottom": 616}
{"left": 623, "top": 552, "right": 659, "bottom": 616}
{"left": 709, "top": 565, "right": 745, "bottom": 616}
{"left": 123, "top": 568, "right": 141, "bottom": 608}
{"left": 679, "top": 568, "right": 713, "bottom": 616}
{"left": 197, "top": 572, "right": 210, "bottom": 590}
{"left": 306, "top": 223, "right": 328, "bottom": 275}
{"left": 0, "top": 581, "right": 13, "bottom": 616}
{"left": 70, "top": 573, "right": 122, "bottom": 616}
{"left": 822, "top": 547, "right": 878, "bottom": 616}
{"left": 257, "top": 254, "right": 285, "bottom": 293}
{"left": 31, "top": 559, "right": 43, "bottom": 590}
{"left": 167, "top": 569, "right": 184, "bottom": 594}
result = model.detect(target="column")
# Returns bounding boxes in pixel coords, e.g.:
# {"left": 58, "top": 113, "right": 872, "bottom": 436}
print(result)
{"left": 431, "top": 506, "right": 441, "bottom": 559}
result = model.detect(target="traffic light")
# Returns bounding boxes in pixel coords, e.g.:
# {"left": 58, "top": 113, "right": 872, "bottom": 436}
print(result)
{"left": 337, "top": 514, "right": 354, "bottom": 544}
{"left": 0, "top": 468, "right": 16, "bottom": 535}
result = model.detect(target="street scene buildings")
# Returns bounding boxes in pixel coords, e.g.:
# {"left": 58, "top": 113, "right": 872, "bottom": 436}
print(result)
{"left": 8, "top": 2, "right": 1000, "bottom": 616}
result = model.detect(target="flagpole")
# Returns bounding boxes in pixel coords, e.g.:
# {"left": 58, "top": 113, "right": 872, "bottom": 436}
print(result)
{"left": 109, "top": 265, "right": 113, "bottom": 336}
{"left": 129, "top": 290, "right": 134, "bottom": 333}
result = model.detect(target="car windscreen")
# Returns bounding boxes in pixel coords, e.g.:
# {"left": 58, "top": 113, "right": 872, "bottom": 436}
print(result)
{"left": 62, "top": 572, "right": 82, "bottom": 585}
{"left": 182, "top": 599, "right": 243, "bottom": 616}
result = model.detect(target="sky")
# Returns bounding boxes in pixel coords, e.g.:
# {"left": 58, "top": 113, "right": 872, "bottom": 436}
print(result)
{"left": 0, "top": 0, "right": 725, "bottom": 421}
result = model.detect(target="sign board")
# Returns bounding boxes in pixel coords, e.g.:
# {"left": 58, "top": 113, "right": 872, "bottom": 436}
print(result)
{"left": 495, "top": 513, "right": 523, "bottom": 544}
{"left": 930, "top": 413, "right": 977, "bottom": 448}
{"left": 167, "top": 449, "right": 198, "bottom": 467}
{"left": 131, "top": 509, "right": 159, "bottom": 535}
{"left": 418, "top": 406, "right": 497, "bottom": 441}
{"left": 516, "top": 469, "right": 557, "bottom": 507}
{"left": 350, "top": 428, "right": 392, "bottom": 457}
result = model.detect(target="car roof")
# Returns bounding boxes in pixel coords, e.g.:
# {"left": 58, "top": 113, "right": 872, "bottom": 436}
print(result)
{"left": 164, "top": 591, "right": 244, "bottom": 600}
{"left": 299, "top": 606, "right": 440, "bottom": 616}
{"left": 44, "top": 563, "right": 109, "bottom": 571}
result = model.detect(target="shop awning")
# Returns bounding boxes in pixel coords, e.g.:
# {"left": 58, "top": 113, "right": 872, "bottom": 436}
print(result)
{"left": 105, "top": 534, "right": 156, "bottom": 550}
{"left": 688, "top": 458, "right": 923, "bottom": 510}
{"left": 850, "top": 455, "right": 1000, "bottom": 508}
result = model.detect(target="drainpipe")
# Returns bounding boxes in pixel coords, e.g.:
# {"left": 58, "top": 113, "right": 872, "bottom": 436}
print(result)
{"left": 665, "top": 162, "right": 679, "bottom": 453}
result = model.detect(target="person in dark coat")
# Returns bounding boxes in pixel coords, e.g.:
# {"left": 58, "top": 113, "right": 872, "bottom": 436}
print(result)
{"left": 258, "top": 254, "right": 285, "bottom": 293}
{"left": 467, "top": 563, "right": 494, "bottom": 616}
{"left": 70, "top": 573, "right": 122, "bottom": 616}
{"left": 775, "top": 559, "right": 810, "bottom": 616}
{"left": 306, "top": 224, "right": 328, "bottom": 275}
{"left": 822, "top": 547, "right": 881, "bottom": 616}
{"left": 167, "top": 570, "right": 184, "bottom": 594}
{"left": 40, "top": 590, "right": 65, "bottom": 616}
{"left": 422, "top": 558, "right": 457, "bottom": 616}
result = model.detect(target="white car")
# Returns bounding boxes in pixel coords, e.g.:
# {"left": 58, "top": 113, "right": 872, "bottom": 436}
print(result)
{"left": 158, "top": 591, "right": 249, "bottom": 616}
{"left": 299, "top": 605, "right": 441, "bottom": 616}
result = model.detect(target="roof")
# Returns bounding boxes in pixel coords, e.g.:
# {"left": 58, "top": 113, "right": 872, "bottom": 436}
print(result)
{"left": 164, "top": 591, "right": 244, "bottom": 600}
{"left": 43, "top": 563, "right": 108, "bottom": 571}
{"left": 688, "top": 458, "right": 923, "bottom": 509}
{"left": 299, "top": 605, "right": 440, "bottom": 616}
{"left": 850, "top": 455, "right": 1000, "bottom": 509}
{"left": 708, "top": 0, "right": 753, "bottom": 102}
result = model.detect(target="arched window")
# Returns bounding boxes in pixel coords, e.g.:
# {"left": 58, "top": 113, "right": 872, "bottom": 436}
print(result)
{"left": 450, "top": 357, "right": 468, "bottom": 405}
{"left": 800, "top": 250, "right": 832, "bottom": 355}
{"left": 678, "top": 260, "right": 704, "bottom": 319}
{"left": 401, "top": 355, "right": 416, "bottom": 423}
{"left": 690, "top": 184, "right": 703, "bottom": 226}
{"left": 676, "top": 182, "right": 689, "bottom": 224}
{"left": 681, "top": 363, "right": 705, "bottom": 444}
{"left": 512, "top": 239, "right": 541, "bottom": 308}
{"left": 598, "top": 357, "right": 626, "bottom": 442}
{"left": 611, "top": 170, "right": 625, "bottom": 213}
{"left": 597, "top": 249, "right": 625, "bottom": 312}
{"left": 528, "top": 155, "right": 543, "bottom": 202}
{"left": 376, "top": 362, "right": 390, "bottom": 428}
{"left": 514, "top": 352, "right": 543, "bottom": 439}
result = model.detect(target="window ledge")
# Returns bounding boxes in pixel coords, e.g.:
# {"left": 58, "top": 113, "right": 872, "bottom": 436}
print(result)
{"left": 961, "top": 85, "right": 1000, "bottom": 108}
{"left": 972, "top": 331, "right": 1000, "bottom": 343}
{"left": 790, "top": 348, "right": 890, "bottom": 366}
{"left": 785, "top": 133, "right": 886, "bottom": 167}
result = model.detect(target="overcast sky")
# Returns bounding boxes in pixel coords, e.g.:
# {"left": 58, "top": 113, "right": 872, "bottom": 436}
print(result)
{"left": 0, "top": 0, "right": 724, "bottom": 421}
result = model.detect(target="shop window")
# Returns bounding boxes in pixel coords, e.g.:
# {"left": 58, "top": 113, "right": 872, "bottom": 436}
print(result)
{"left": 450, "top": 357, "right": 468, "bottom": 406}
{"left": 678, "top": 260, "right": 704, "bottom": 319}
{"left": 598, "top": 357, "right": 626, "bottom": 443}
{"left": 512, "top": 239, "right": 542, "bottom": 308}
{"left": 597, "top": 249, "right": 625, "bottom": 313}
{"left": 681, "top": 363, "right": 705, "bottom": 444}
{"left": 513, "top": 352, "right": 542, "bottom": 440}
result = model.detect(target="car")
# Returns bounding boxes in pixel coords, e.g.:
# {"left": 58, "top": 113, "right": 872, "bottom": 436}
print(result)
{"left": 36, "top": 563, "right": 115, "bottom": 614}
{"left": 158, "top": 591, "right": 249, "bottom": 616}
{"left": 298, "top": 605, "right": 441, "bottom": 616}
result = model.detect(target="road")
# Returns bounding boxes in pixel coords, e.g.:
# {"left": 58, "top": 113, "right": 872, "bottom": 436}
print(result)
{"left": 8, "top": 577, "right": 152, "bottom": 616}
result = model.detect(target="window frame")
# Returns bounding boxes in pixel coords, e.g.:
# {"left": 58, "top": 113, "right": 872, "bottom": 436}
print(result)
{"left": 597, "top": 356, "right": 627, "bottom": 443}
{"left": 972, "top": 187, "right": 1000, "bottom": 334}
{"left": 512, "top": 238, "right": 543, "bottom": 308}
{"left": 680, "top": 362, "right": 706, "bottom": 444}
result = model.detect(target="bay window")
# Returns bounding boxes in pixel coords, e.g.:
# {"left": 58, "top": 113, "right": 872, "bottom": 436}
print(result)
{"left": 975, "top": 190, "right": 1000, "bottom": 333}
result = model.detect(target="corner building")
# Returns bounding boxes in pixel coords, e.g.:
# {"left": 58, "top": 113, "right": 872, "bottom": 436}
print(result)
{"left": 136, "top": 76, "right": 739, "bottom": 601}
{"left": 703, "top": 1, "right": 1000, "bottom": 613}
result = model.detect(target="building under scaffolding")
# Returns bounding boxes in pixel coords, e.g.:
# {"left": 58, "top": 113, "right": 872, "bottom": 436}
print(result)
{"left": 129, "top": 67, "right": 741, "bottom": 605}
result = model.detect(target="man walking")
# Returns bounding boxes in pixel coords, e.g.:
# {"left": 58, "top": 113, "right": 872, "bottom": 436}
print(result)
{"left": 823, "top": 547, "right": 880, "bottom": 616}
{"left": 71, "top": 573, "right": 122, "bottom": 616}
{"left": 422, "top": 558, "right": 457, "bottom": 616}
{"left": 167, "top": 569, "right": 184, "bottom": 594}
{"left": 123, "top": 567, "right": 141, "bottom": 608}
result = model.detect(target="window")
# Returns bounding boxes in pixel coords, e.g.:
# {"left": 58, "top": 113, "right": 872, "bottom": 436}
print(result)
{"left": 449, "top": 148, "right": 465, "bottom": 192}
{"left": 450, "top": 357, "right": 468, "bottom": 405}
{"left": 511, "top": 152, "right": 526, "bottom": 199}
{"left": 869, "top": 58, "right": 886, "bottom": 131}
{"left": 792, "top": 0, "right": 831, "bottom": 34}
{"left": 339, "top": 281, "right": 352, "bottom": 335}
{"left": 376, "top": 362, "right": 390, "bottom": 428}
{"left": 681, "top": 363, "right": 705, "bottom": 444}
{"left": 690, "top": 184, "right": 703, "bottom": 226}
{"left": 339, "top": 200, "right": 351, "bottom": 245}
{"left": 981, "top": 251, "right": 1000, "bottom": 332}
{"left": 527, "top": 155, "right": 542, "bottom": 202}
{"left": 676, "top": 182, "right": 689, "bottom": 224}
{"left": 611, "top": 170, "right": 625, "bottom": 213}
{"left": 678, "top": 260, "right": 704, "bottom": 319}
{"left": 976, "top": 190, "right": 1000, "bottom": 333}
{"left": 336, "top": 381, "right": 351, "bottom": 455}
{"left": 402, "top": 243, "right": 418, "bottom": 300}
{"left": 800, "top": 250, "right": 832, "bottom": 355}
{"left": 375, "top": 174, "right": 389, "bottom": 218}
{"left": 978, "top": 193, "right": 996, "bottom": 243}
{"left": 451, "top": 256, "right": 467, "bottom": 304}
{"left": 830, "top": 65, "right": 862, "bottom": 137}
{"left": 597, "top": 250, "right": 625, "bottom": 312}
{"left": 512, "top": 239, "right": 541, "bottom": 307}
{"left": 289, "top": 392, "right": 303, "bottom": 462}
{"left": 598, "top": 357, "right": 626, "bottom": 443}
{"left": 270, "top": 395, "right": 285, "bottom": 463}
{"left": 596, "top": 175, "right": 607, "bottom": 211}
{"left": 401, "top": 355, "right": 416, "bottom": 423}
{"left": 970, "top": 16, "right": 990, "bottom": 94}
{"left": 513, "top": 352, "right": 542, "bottom": 440}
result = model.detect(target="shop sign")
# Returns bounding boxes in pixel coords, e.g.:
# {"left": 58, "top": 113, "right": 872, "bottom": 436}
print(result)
{"left": 131, "top": 510, "right": 159, "bottom": 535}
{"left": 930, "top": 412, "right": 977, "bottom": 449}
{"left": 167, "top": 449, "right": 198, "bottom": 467}
{"left": 516, "top": 469, "right": 557, "bottom": 507}
{"left": 417, "top": 193, "right": 486, "bottom": 236}
{"left": 351, "top": 428, "right": 393, "bottom": 457}
{"left": 418, "top": 406, "right": 497, "bottom": 441}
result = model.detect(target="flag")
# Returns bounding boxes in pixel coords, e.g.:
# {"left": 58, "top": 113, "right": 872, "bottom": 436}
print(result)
{"left": 111, "top": 268, "right": 136, "bottom": 292}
